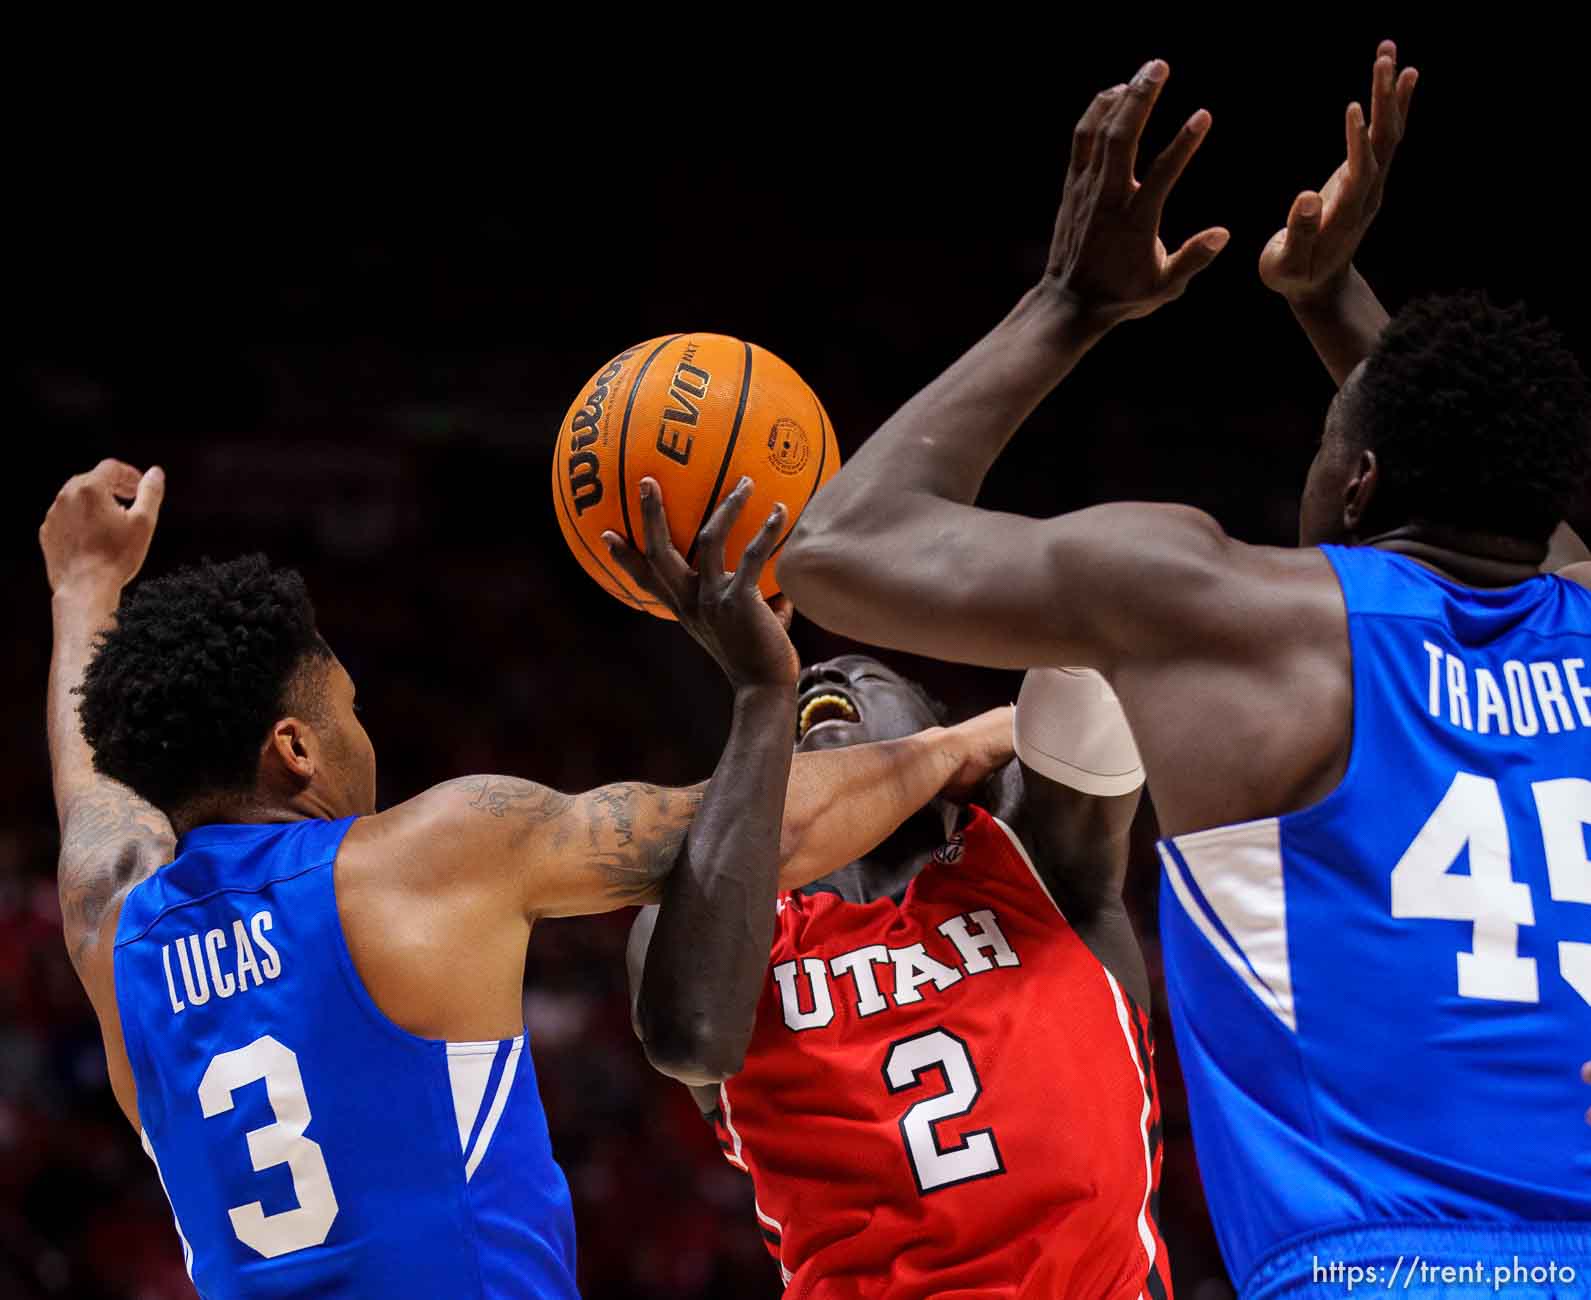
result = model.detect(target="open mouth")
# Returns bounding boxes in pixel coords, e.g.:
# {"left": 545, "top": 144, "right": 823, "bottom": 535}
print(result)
{"left": 797, "top": 688, "right": 861, "bottom": 742}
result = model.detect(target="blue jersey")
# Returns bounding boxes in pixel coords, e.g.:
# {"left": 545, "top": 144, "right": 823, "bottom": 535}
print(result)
{"left": 113, "top": 817, "right": 579, "bottom": 1299}
{"left": 1159, "top": 546, "right": 1591, "bottom": 1295}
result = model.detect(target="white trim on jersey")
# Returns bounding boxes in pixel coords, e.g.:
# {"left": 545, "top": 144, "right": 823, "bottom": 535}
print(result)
{"left": 464, "top": 1037, "right": 523, "bottom": 1183}
{"left": 754, "top": 1200, "right": 793, "bottom": 1286}
{"left": 988, "top": 814, "right": 1068, "bottom": 921}
{"left": 141, "top": 1128, "right": 195, "bottom": 1280}
{"left": 445, "top": 1040, "right": 500, "bottom": 1158}
{"left": 1160, "top": 825, "right": 1299, "bottom": 1032}
{"left": 1103, "top": 970, "right": 1158, "bottom": 1300}
{"left": 718, "top": 1081, "right": 749, "bottom": 1171}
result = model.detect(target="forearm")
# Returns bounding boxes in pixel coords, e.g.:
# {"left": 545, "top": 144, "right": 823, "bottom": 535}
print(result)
{"left": 783, "top": 285, "right": 1105, "bottom": 630}
{"left": 1287, "top": 266, "right": 1390, "bottom": 387}
{"left": 777, "top": 726, "right": 961, "bottom": 886}
{"left": 794, "top": 287, "right": 1103, "bottom": 531}
{"left": 49, "top": 587, "right": 120, "bottom": 816}
{"left": 636, "top": 685, "right": 795, "bottom": 1084}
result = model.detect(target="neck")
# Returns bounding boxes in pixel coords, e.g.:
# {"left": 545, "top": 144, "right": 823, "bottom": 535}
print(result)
{"left": 171, "top": 790, "right": 336, "bottom": 838}
{"left": 1359, "top": 522, "right": 1547, "bottom": 588}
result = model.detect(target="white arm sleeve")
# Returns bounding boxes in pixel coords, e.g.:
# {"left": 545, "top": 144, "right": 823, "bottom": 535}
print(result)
{"left": 1013, "top": 668, "right": 1144, "bottom": 797}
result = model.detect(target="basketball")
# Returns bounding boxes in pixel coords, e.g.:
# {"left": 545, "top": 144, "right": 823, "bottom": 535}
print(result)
{"left": 551, "top": 334, "right": 840, "bottom": 618}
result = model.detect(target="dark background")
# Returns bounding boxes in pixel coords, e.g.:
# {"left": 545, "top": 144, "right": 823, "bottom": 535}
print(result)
{"left": 5, "top": 30, "right": 1586, "bottom": 1298}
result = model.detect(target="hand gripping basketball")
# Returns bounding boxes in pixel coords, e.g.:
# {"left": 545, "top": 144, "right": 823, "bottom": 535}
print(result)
{"left": 603, "top": 476, "right": 800, "bottom": 689}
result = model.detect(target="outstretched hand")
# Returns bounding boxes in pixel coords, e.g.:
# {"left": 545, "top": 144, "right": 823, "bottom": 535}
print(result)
{"left": 603, "top": 477, "right": 800, "bottom": 689}
{"left": 1259, "top": 40, "right": 1418, "bottom": 304}
{"left": 1044, "top": 59, "right": 1229, "bottom": 326}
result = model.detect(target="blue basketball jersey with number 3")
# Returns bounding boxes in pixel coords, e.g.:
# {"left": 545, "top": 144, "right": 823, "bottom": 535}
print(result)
{"left": 1159, "top": 547, "right": 1591, "bottom": 1296}
{"left": 114, "top": 817, "right": 580, "bottom": 1299}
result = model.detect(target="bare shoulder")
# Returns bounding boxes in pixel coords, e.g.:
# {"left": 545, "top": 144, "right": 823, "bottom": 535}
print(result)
{"left": 344, "top": 775, "right": 703, "bottom": 919}
{"left": 344, "top": 776, "right": 576, "bottom": 876}
{"left": 1054, "top": 503, "right": 1344, "bottom": 660}
{"left": 1556, "top": 561, "right": 1591, "bottom": 591}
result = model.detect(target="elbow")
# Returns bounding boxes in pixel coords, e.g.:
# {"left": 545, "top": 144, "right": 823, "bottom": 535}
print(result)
{"left": 638, "top": 1009, "right": 747, "bottom": 1088}
{"left": 777, "top": 519, "right": 853, "bottom": 623}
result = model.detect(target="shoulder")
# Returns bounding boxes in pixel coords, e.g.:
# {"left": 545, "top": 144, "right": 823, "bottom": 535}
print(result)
{"left": 1039, "top": 505, "right": 1343, "bottom": 661}
{"left": 1555, "top": 560, "right": 1591, "bottom": 592}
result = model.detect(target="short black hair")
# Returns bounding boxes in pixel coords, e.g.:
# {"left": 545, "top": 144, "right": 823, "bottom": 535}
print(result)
{"left": 1348, "top": 291, "right": 1591, "bottom": 545}
{"left": 78, "top": 554, "right": 333, "bottom": 813}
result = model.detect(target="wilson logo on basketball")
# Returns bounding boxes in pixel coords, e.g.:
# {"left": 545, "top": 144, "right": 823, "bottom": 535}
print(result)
{"left": 566, "top": 348, "right": 636, "bottom": 516}
{"left": 767, "top": 418, "right": 810, "bottom": 475}
{"left": 657, "top": 349, "right": 710, "bottom": 467}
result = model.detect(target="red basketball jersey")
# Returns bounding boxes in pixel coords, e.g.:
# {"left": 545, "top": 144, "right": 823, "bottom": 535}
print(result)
{"left": 712, "top": 806, "right": 1170, "bottom": 1300}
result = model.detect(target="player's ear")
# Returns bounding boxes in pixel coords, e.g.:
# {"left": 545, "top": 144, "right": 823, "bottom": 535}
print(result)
{"left": 260, "top": 716, "right": 317, "bottom": 791}
{"left": 1341, "top": 449, "right": 1380, "bottom": 535}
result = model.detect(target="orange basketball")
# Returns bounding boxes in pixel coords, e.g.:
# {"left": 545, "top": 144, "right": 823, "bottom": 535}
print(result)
{"left": 551, "top": 334, "right": 840, "bottom": 619}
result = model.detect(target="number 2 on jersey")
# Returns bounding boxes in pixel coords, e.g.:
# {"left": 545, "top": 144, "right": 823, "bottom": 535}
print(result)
{"left": 1391, "top": 773, "right": 1591, "bottom": 1007}
{"left": 884, "top": 1027, "right": 1005, "bottom": 1195}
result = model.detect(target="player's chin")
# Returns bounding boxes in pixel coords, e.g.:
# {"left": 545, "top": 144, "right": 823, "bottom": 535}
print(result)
{"left": 795, "top": 720, "right": 869, "bottom": 753}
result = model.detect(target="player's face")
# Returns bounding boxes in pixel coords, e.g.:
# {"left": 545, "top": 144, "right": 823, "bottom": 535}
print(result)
{"left": 317, "top": 658, "right": 378, "bottom": 817}
{"left": 1297, "top": 365, "right": 1366, "bottom": 547}
{"left": 795, "top": 655, "right": 941, "bottom": 752}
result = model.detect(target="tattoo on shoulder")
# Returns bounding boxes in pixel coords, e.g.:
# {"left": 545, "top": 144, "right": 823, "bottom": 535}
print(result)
{"left": 58, "top": 782, "right": 176, "bottom": 968}
{"left": 457, "top": 776, "right": 575, "bottom": 824}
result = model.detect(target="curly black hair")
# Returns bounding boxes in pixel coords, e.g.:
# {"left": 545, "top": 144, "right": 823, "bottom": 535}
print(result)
{"left": 1348, "top": 291, "right": 1591, "bottom": 544}
{"left": 78, "top": 554, "right": 333, "bottom": 813}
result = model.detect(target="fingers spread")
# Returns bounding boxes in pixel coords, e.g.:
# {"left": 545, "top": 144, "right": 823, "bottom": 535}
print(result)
{"left": 1100, "top": 59, "right": 1169, "bottom": 194}
{"left": 695, "top": 476, "right": 753, "bottom": 585}
{"left": 1070, "top": 83, "right": 1126, "bottom": 178}
{"left": 637, "top": 478, "right": 691, "bottom": 590}
{"left": 1163, "top": 227, "right": 1229, "bottom": 296}
{"left": 601, "top": 531, "right": 659, "bottom": 599}
{"left": 1137, "top": 107, "right": 1212, "bottom": 225}
{"left": 735, "top": 502, "right": 788, "bottom": 590}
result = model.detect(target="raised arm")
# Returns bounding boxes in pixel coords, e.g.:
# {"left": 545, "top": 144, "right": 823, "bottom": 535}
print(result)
{"left": 41, "top": 461, "right": 177, "bottom": 971}
{"left": 1258, "top": 40, "right": 1417, "bottom": 384}
{"left": 781, "top": 60, "right": 1238, "bottom": 671}
{"left": 605, "top": 478, "right": 1016, "bottom": 1086}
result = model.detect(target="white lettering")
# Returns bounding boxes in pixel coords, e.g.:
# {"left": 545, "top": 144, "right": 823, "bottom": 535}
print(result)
{"left": 1529, "top": 661, "right": 1576, "bottom": 733}
{"left": 937, "top": 910, "right": 1020, "bottom": 973}
{"left": 828, "top": 945, "right": 889, "bottom": 1016}
{"left": 890, "top": 943, "right": 963, "bottom": 1005}
{"left": 1475, "top": 668, "right": 1510, "bottom": 736}
{"left": 176, "top": 934, "right": 211, "bottom": 1006}
{"left": 205, "top": 929, "right": 236, "bottom": 999}
{"left": 1424, "top": 641, "right": 1445, "bottom": 718}
{"left": 232, "top": 917, "right": 262, "bottom": 990}
{"left": 1564, "top": 658, "right": 1591, "bottom": 728}
{"left": 1504, "top": 661, "right": 1540, "bottom": 736}
{"left": 162, "top": 944, "right": 185, "bottom": 1014}
{"left": 773, "top": 958, "right": 835, "bottom": 1030}
{"left": 251, "top": 911, "right": 282, "bottom": 979}
{"left": 1445, "top": 653, "right": 1473, "bottom": 731}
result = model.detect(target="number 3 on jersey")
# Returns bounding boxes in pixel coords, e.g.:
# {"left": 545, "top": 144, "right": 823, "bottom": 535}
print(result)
{"left": 199, "top": 1035, "right": 340, "bottom": 1258}
{"left": 1391, "top": 773, "right": 1591, "bottom": 1006}
{"left": 884, "top": 1028, "right": 1006, "bottom": 1195}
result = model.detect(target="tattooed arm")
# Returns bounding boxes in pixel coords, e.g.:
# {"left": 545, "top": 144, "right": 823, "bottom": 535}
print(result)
{"left": 371, "top": 709, "right": 1004, "bottom": 923}
{"left": 41, "top": 462, "right": 176, "bottom": 971}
